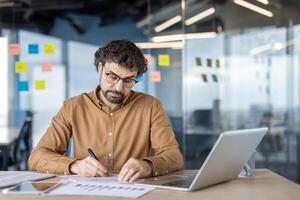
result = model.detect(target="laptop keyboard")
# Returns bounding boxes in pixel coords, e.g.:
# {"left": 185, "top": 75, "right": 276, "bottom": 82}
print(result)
{"left": 161, "top": 176, "right": 195, "bottom": 188}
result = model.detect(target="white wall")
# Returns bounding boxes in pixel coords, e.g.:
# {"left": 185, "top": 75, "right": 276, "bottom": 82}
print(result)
{"left": 0, "top": 37, "right": 8, "bottom": 126}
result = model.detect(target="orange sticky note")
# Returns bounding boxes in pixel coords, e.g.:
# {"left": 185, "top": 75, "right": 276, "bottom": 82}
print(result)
{"left": 15, "top": 62, "right": 27, "bottom": 73}
{"left": 9, "top": 44, "right": 20, "bottom": 55}
{"left": 44, "top": 43, "right": 55, "bottom": 54}
{"left": 144, "top": 54, "right": 152, "bottom": 65}
{"left": 149, "top": 71, "right": 161, "bottom": 82}
{"left": 158, "top": 54, "right": 170, "bottom": 67}
{"left": 41, "top": 62, "right": 52, "bottom": 72}
{"left": 35, "top": 80, "right": 45, "bottom": 90}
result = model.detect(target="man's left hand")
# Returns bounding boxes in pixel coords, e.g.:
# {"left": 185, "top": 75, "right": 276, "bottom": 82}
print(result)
{"left": 118, "top": 158, "right": 152, "bottom": 183}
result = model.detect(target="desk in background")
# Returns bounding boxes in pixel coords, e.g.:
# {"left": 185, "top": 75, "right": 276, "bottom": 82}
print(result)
{"left": 0, "top": 127, "right": 19, "bottom": 170}
{"left": 0, "top": 169, "right": 299, "bottom": 200}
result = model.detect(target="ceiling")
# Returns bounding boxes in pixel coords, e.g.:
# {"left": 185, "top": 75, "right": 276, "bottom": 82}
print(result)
{"left": 0, "top": 0, "right": 299, "bottom": 35}
{"left": 0, "top": 0, "right": 150, "bottom": 33}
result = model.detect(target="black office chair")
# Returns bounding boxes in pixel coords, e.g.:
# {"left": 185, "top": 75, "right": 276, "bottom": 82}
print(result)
{"left": 8, "top": 112, "right": 33, "bottom": 170}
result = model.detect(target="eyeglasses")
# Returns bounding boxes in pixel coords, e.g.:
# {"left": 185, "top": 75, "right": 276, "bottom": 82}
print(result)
{"left": 104, "top": 70, "right": 138, "bottom": 88}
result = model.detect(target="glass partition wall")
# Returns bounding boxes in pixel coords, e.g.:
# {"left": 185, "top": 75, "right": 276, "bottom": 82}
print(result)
{"left": 144, "top": 0, "right": 300, "bottom": 182}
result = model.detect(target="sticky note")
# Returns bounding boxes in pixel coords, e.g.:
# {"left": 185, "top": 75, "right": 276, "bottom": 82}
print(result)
{"left": 15, "top": 62, "right": 27, "bottom": 73}
{"left": 207, "top": 58, "right": 212, "bottom": 67}
{"left": 8, "top": 44, "right": 20, "bottom": 55}
{"left": 44, "top": 43, "right": 55, "bottom": 54}
{"left": 35, "top": 80, "right": 45, "bottom": 90}
{"left": 201, "top": 74, "right": 208, "bottom": 82}
{"left": 144, "top": 54, "right": 152, "bottom": 65}
{"left": 18, "top": 81, "right": 29, "bottom": 91}
{"left": 216, "top": 59, "right": 221, "bottom": 68}
{"left": 41, "top": 61, "right": 52, "bottom": 72}
{"left": 28, "top": 44, "right": 39, "bottom": 54}
{"left": 212, "top": 74, "right": 218, "bottom": 82}
{"left": 149, "top": 71, "right": 161, "bottom": 82}
{"left": 137, "top": 74, "right": 144, "bottom": 82}
{"left": 158, "top": 54, "right": 170, "bottom": 67}
{"left": 196, "top": 57, "right": 202, "bottom": 66}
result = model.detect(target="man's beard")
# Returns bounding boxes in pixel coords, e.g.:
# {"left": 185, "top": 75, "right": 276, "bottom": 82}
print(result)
{"left": 102, "top": 90, "right": 125, "bottom": 104}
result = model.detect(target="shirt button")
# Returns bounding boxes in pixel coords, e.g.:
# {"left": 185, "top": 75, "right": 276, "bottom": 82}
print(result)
{"left": 108, "top": 132, "right": 112, "bottom": 136}
{"left": 155, "top": 171, "right": 158, "bottom": 176}
{"left": 108, "top": 153, "right": 112, "bottom": 158}
{"left": 110, "top": 113, "right": 113, "bottom": 116}
{"left": 166, "top": 170, "right": 169, "bottom": 173}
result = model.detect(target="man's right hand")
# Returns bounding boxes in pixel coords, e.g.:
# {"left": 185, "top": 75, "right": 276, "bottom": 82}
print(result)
{"left": 69, "top": 156, "right": 108, "bottom": 176}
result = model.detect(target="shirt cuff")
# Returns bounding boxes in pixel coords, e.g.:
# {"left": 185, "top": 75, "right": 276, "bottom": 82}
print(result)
{"left": 142, "top": 156, "right": 169, "bottom": 177}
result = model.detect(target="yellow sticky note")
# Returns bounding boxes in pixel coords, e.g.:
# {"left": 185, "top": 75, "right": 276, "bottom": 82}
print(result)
{"left": 44, "top": 43, "right": 55, "bottom": 54}
{"left": 158, "top": 54, "right": 170, "bottom": 67}
{"left": 35, "top": 80, "right": 45, "bottom": 90}
{"left": 15, "top": 62, "right": 27, "bottom": 73}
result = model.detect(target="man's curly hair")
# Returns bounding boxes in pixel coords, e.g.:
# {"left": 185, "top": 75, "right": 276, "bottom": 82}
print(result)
{"left": 94, "top": 40, "right": 148, "bottom": 77}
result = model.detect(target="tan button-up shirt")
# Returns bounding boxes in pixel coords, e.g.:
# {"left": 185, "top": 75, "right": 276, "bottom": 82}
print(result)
{"left": 28, "top": 86, "right": 184, "bottom": 176}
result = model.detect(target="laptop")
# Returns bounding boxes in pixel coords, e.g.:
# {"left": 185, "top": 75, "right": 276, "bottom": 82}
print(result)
{"left": 137, "top": 127, "right": 268, "bottom": 191}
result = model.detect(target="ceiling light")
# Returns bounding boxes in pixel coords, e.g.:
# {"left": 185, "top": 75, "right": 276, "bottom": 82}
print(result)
{"left": 151, "top": 32, "right": 217, "bottom": 42}
{"left": 135, "top": 42, "right": 183, "bottom": 49}
{"left": 250, "top": 41, "right": 292, "bottom": 55}
{"left": 185, "top": 7, "right": 215, "bottom": 26}
{"left": 273, "top": 42, "right": 283, "bottom": 50}
{"left": 233, "top": 0, "right": 273, "bottom": 17}
{"left": 0, "top": 2, "right": 14, "bottom": 7}
{"left": 154, "top": 15, "right": 182, "bottom": 33}
{"left": 256, "top": 0, "right": 269, "bottom": 5}
{"left": 249, "top": 44, "right": 272, "bottom": 55}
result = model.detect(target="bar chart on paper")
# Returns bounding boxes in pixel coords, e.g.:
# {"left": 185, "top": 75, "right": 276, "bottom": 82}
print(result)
{"left": 46, "top": 180, "right": 154, "bottom": 198}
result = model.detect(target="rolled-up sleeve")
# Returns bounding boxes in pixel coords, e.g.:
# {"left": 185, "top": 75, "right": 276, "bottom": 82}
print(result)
{"left": 28, "top": 100, "right": 77, "bottom": 174}
{"left": 142, "top": 99, "right": 184, "bottom": 176}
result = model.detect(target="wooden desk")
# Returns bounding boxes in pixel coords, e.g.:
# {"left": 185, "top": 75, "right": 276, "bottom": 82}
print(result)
{"left": 0, "top": 127, "right": 19, "bottom": 170}
{"left": 0, "top": 169, "right": 299, "bottom": 200}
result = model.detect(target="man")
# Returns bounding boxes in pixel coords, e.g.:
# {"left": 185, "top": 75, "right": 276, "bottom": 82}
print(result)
{"left": 28, "top": 39, "right": 183, "bottom": 183}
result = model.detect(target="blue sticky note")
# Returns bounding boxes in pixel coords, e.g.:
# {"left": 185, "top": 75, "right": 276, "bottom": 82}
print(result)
{"left": 28, "top": 44, "right": 39, "bottom": 54}
{"left": 18, "top": 81, "right": 29, "bottom": 91}
{"left": 137, "top": 74, "right": 145, "bottom": 82}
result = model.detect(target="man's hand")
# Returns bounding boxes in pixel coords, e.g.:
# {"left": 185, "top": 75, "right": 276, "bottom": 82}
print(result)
{"left": 118, "top": 158, "right": 152, "bottom": 183}
{"left": 70, "top": 156, "right": 108, "bottom": 176}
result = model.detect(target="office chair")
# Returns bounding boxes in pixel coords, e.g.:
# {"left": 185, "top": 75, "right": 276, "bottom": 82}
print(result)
{"left": 9, "top": 112, "right": 33, "bottom": 170}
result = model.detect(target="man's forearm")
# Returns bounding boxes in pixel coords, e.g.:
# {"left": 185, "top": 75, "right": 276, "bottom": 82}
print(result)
{"left": 28, "top": 147, "right": 76, "bottom": 174}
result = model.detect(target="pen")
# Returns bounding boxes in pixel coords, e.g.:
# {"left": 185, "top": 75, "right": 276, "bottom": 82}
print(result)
{"left": 88, "top": 147, "right": 109, "bottom": 176}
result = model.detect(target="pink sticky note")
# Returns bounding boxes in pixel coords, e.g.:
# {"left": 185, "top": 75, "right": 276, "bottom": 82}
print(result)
{"left": 149, "top": 71, "right": 161, "bottom": 82}
{"left": 41, "top": 62, "right": 52, "bottom": 72}
{"left": 9, "top": 44, "right": 20, "bottom": 56}
{"left": 144, "top": 54, "right": 152, "bottom": 65}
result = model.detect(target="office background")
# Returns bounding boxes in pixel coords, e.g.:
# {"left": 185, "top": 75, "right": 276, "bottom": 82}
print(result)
{"left": 0, "top": 0, "right": 299, "bottom": 183}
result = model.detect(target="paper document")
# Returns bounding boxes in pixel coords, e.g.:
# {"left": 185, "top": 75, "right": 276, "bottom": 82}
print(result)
{"left": 60, "top": 174, "right": 119, "bottom": 182}
{"left": 0, "top": 171, "right": 55, "bottom": 188}
{"left": 46, "top": 180, "right": 154, "bottom": 198}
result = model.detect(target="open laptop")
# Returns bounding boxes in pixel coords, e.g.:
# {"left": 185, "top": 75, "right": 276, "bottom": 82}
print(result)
{"left": 137, "top": 127, "right": 268, "bottom": 191}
